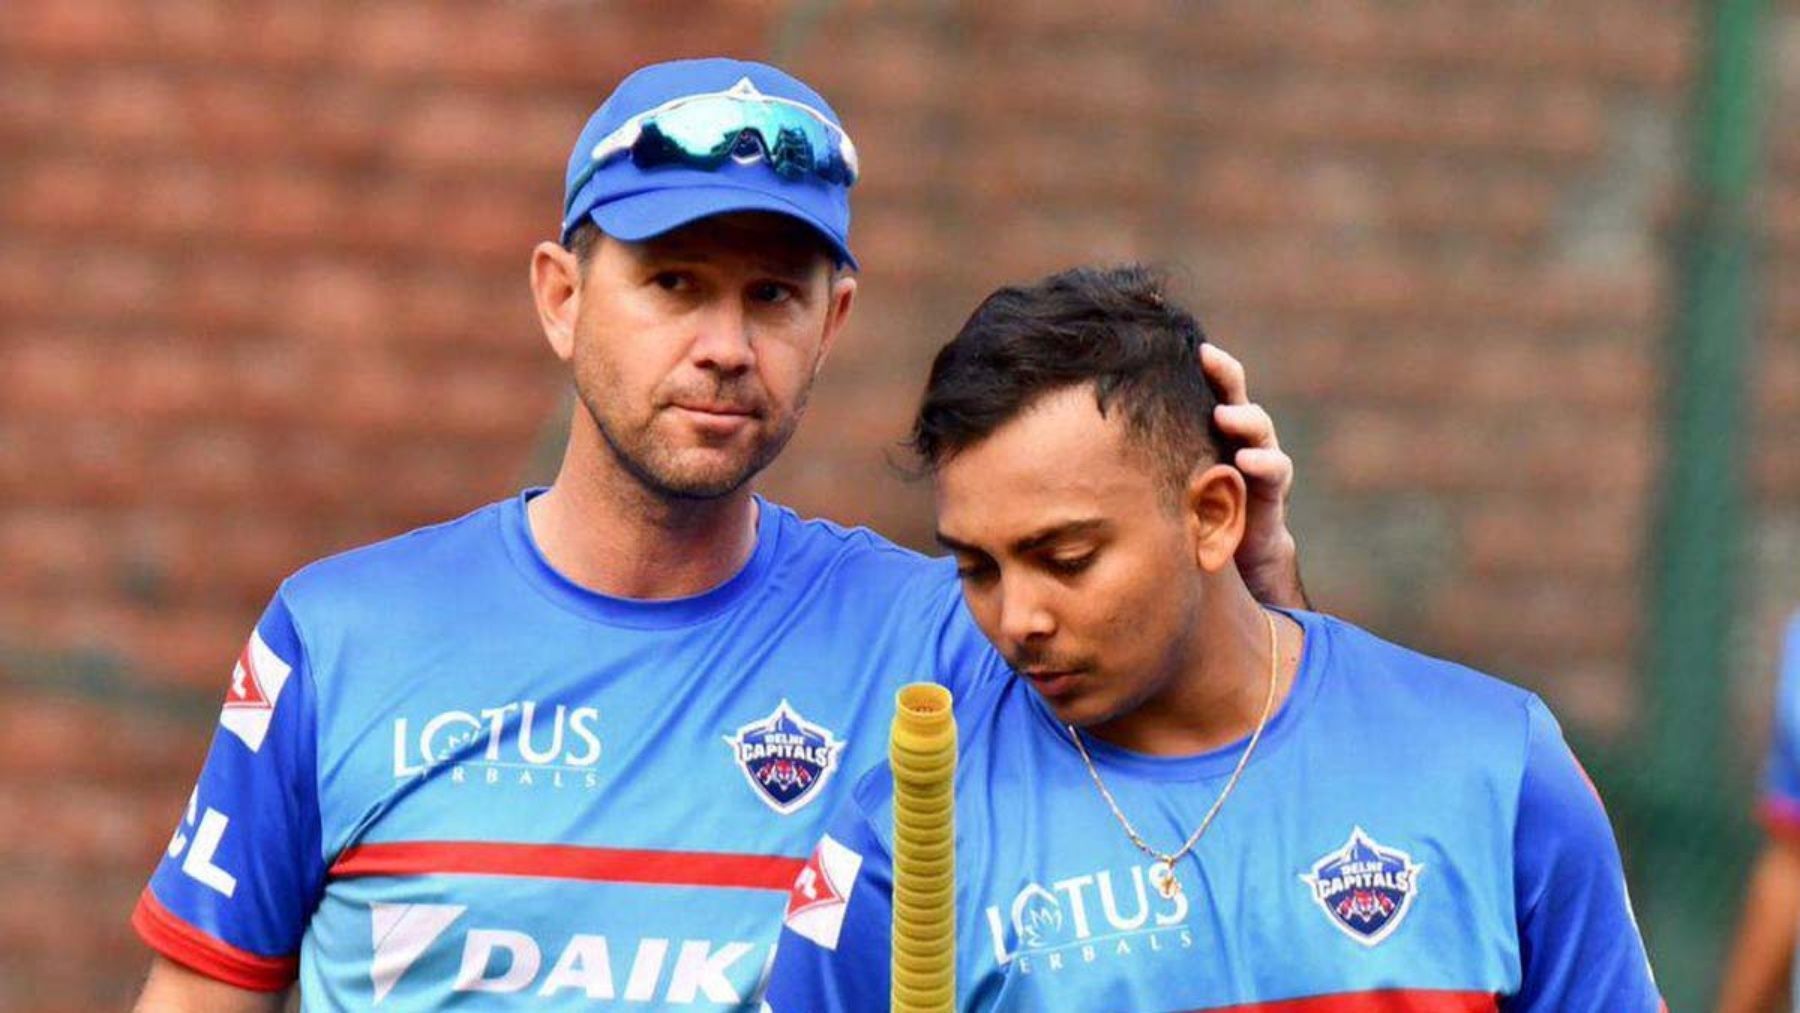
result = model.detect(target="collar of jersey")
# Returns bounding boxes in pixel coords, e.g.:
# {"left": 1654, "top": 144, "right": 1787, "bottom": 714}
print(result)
{"left": 498, "top": 487, "right": 783, "bottom": 629}
{"left": 1024, "top": 606, "right": 1328, "bottom": 782}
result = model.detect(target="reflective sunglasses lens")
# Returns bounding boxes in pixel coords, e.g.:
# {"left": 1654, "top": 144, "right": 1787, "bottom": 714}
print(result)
{"left": 630, "top": 97, "right": 852, "bottom": 184}
{"left": 654, "top": 99, "right": 752, "bottom": 160}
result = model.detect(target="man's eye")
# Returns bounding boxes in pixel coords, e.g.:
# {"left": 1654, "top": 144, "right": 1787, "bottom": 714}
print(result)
{"left": 955, "top": 560, "right": 996, "bottom": 582}
{"left": 750, "top": 282, "right": 795, "bottom": 305}
{"left": 1047, "top": 554, "right": 1094, "bottom": 576}
{"left": 652, "top": 271, "right": 691, "bottom": 291}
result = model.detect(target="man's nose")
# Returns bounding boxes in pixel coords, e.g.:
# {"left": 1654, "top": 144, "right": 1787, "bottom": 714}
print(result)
{"left": 690, "top": 298, "right": 755, "bottom": 374}
{"left": 997, "top": 573, "right": 1056, "bottom": 646}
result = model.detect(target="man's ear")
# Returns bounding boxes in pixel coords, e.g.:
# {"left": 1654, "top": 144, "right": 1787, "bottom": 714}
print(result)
{"left": 1185, "top": 462, "right": 1248, "bottom": 573}
{"left": 812, "top": 271, "right": 857, "bottom": 377}
{"left": 530, "top": 240, "right": 584, "bottom": 363}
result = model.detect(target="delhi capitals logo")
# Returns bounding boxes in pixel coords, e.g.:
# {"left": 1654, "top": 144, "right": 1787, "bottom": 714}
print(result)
{"left": 724, "top": 701, "right": 846, "bottom": 815}
{"left": 1299, "top": 828, "right": 1423, "bottom": 946}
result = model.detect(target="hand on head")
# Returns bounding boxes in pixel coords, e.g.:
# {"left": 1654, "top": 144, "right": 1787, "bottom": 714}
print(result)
{"left": 1200, "top": 343, "right": 1306, "bottom": 609}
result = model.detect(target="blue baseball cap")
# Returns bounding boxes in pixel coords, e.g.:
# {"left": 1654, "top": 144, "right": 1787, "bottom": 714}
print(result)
{"left": 561, "top": 58, "right": 858, "bottom": 268}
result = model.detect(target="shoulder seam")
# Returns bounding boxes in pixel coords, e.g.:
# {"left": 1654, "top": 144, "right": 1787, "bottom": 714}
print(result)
{"left": 1510, "top": 692, "right": 1540, "bottom": 923}
{"left": 271, "top": 583, "right": 330, "bottom": 871}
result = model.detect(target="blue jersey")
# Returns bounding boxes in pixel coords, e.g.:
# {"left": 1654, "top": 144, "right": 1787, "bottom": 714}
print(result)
{"left": 1758, "top": 612, "right": 1800, "bottom": 1011}
{"left": 1760, "top": 613, "right": 1800, "bottom": 837}
{"left": 766, "top": 609, "right": 1662, "bottom": 1012}
{"left": 133, "top": 491, "right": 1007, "bottom": 1009}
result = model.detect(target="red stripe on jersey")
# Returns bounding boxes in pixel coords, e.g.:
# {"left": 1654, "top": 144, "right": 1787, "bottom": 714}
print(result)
{"left": 1759, "top": 797, "right": 1800, "bottom": 841}
{"left": 1180, "top": 991, "right": 1498, "bottom": 1012}
{"left": 331, "top": 840, "right": 807, "bottom": 891}
{"left": 131, "top": 889, "right": 298, "bottom": 992}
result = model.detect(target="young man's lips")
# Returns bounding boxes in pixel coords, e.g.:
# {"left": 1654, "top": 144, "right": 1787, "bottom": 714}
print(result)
{"left": 1022, "top": 669, "right": 1082, "bottom": 696}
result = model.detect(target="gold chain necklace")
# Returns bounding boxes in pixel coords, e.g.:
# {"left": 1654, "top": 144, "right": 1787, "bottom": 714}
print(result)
{"left": 1066, "top": 609, "right": 1280, "bottom": 901}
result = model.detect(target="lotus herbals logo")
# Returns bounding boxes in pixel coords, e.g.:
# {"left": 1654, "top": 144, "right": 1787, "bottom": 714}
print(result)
{"left": 1299, "top": 828, "right": 1423, "bottom": 945}
{"left": 723, "top": 701, "right": 845, "bottom": 814}
{"left": 392, "top": 701, "right": 602, "bottom": 789}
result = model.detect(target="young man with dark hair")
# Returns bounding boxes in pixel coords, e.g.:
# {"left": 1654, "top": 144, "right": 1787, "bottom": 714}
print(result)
{"left": 765, "top": 265, "right": 1664, "bottom": 1011}
{"left": 129, "top": 61, "right": 1301, "bottom": 1011}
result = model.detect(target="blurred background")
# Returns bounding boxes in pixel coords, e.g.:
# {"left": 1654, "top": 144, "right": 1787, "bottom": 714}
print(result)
{"left": 1, "top": 0, "right": 1796, "bottom": 1008}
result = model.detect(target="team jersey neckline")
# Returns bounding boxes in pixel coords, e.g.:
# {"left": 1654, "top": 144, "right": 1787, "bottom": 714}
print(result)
{"left": 496, "top": 487, "right": 785, "bottom": 629}
{"left": 1019, "top": 606, "right": 1328, "bottom": 782}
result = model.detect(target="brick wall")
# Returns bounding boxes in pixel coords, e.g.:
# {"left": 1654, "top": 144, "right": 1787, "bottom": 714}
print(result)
{"left": 1, "top": 1, "right": 1796, "bottom": 1007}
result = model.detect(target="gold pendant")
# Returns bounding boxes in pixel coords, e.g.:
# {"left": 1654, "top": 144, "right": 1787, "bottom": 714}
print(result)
{"left": 1150, "top": 860, "right": 1181, "bottom": 899}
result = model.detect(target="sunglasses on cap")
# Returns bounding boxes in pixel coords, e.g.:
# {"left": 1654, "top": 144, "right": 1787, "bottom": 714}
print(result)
{"left": 564, "top": 81, "right": 860, "bottom": 219}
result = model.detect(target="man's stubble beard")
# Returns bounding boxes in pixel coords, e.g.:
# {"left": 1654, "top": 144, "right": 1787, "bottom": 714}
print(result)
{"left": 578, "top": 375, "right": 816, "bottom": 503}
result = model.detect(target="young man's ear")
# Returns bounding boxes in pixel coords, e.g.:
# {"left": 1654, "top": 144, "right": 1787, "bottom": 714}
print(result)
{"left": 1185, "top": 462, "right": 1248, "bottom": 573}
{"left": 530, "top": 240, "right": 584, "bottom": 363}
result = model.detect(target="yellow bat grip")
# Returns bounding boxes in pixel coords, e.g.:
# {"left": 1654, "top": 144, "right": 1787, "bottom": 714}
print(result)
{"left": 890, "top": 682, "right": 956, "bottom": 1012}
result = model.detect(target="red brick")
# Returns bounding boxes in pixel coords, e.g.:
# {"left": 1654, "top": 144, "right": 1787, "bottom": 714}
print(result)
{"left": 177, "top": 256, "right": 272, "bottom": 333}
{"left": 1771, "top": 288, "right": 1800, "bottom": 344}
{"left": 231, "top": 4, "right": 335, "bottom": 70}
{"left": 432, "top": 188, "right": 549, "bottom": 263}
{"left": 1757, "top": 339, "right": 1800, "bottom": 419}
{"left": 966, "top": 0, "right": 1174, "bottom": 39}
{"left": 62, "top": 419, "right": 152, "bottom": 505}
{"left": 1428, "top": 577, "right": 1639, "bottom": 664}
{"left": 0, "top": 0, "right": 152, "bottom": 61}
{"left": 276, "top": 436, "right": 364, "bottom": 513}
{"left": 118, "top": 605, "right": 262, "bottom": 691}
{"left": 793, "top": 22, "right": 952, "bottom": 114}
{"left": 961, "top": 41, "right": 1161, "bottom": 126}
{"left": 1319, "top": 409, "right": 1652, "bottom": 495}
{"left": 1754, "top": 437, "right": 1800, "bottom": 505}
{"left": 4, "top": 156, "right": 112, "bottom": 230}
{"left": 202, "top": 516, "right": 317, "bottom": 599}
{"left": 964, "top": 122, "right": 1161, "bottom": 205}
{"left": 0, "top": 509, "right": 103, "bottom": 594}
{"left": 0, "top": 693, "right": 201, "bottom": 783}
{"left": 79, "top": 69, "right": 191, "bottom": 148}
{"left": 846, "top": 207, "right": 942, "bottom": 286}
{"left": 281, "top": 260, "right": 390, "bottom": 344}
{"left": 141, "top": 0, "right": 239, "bottom": 60}
{"left": 1, "top": 333, "right": 105, "bottom": 415}
{"left": 1463, "top": 497, "right": 1644, "bottom": 579}
{"left": 0, "top": 65, "right": 60, "bottom": 142}
{"left": 385, "top": 269, "right": 545, "bottom": 354}
{"left": 1769, "top": 186, "right": 1800, "bottom": 256}
{"left": 420, "top": 363, "right": 556, "bottom": 441}
{"left": 112, "top": 339, "right": 225, "bottom": 424}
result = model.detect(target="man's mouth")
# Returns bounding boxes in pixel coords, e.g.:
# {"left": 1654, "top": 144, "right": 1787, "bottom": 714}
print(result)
{"left": 672, "top": 402, "right": 758, "bottom": 417}
{"left": 1019, "top": 667, "right": 1083, "bottom": 697}
{"left": 670, "top": 402, "right": 761, "bottom": 434}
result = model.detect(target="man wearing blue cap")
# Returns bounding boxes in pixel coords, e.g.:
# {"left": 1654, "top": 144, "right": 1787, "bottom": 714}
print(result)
{"left": 131, "top": 58, "right": 1304, "bottom": 1010}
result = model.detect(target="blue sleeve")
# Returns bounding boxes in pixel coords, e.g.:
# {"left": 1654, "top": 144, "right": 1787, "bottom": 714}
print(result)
{"left": 926, "top": 569, "right": 1011, "bottom": 698}
{"left": 1508, "top": 696, "right": 1661, "bottom": 1012}
{"left": 764, "top": 794, "right": 895, "bottom": 1013}
{"left": 131, "top": 590, "right": 325, "bottom": 991}
{"left": 1760, "top": 614, "right": 1800, "bottom": 838}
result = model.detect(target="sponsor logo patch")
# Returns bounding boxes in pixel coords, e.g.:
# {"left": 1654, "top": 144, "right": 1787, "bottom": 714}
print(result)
{"left": 392, "top": 700, "right": 602, "bottom": 790}
{"left": 724, "top": 701, "right": 845, "bottom": 815}
{"left": 219, "top": 631, "right": 292, "bottom": 752}
{"left": 365, "top": 904, "right": 765, "bottom": 1005}
{"left": 783, "top": 834, "right": 863, "bottom": 950}
{"left": 1299, "top": 827, "right": 1423, "bottom": 946}
{"left": 371, "top": 903, "right": 467, "bottom": 1004}
{"left": 982, "top": 861, "right": 1193, "bottom": 976}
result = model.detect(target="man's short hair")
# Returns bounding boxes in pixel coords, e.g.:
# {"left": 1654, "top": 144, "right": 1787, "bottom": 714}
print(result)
{"left": 909, "top": 264, "right": 1228, "bottom": 499}
{"left": 566, "top": 220, "right": 605, "bottom": 268}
